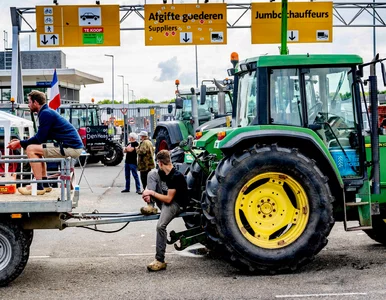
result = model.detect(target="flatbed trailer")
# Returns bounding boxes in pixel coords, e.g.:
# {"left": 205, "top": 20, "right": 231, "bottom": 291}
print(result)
{"left": 0, "top": 155, "right": 201, "bottom": 286}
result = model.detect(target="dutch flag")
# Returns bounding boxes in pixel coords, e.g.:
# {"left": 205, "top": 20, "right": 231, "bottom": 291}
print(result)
{"left": 49, "top": 69, "right": 61, "bottom": 110}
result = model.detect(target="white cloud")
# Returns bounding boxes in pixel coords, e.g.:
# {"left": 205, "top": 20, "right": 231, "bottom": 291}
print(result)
{"left": 0, "top": 0, "right": 386, "bottom": 103}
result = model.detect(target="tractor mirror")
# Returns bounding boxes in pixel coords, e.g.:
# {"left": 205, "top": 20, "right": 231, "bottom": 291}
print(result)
{"left": 227, "top": 68, "right": 235, "bottom": 76}
{"left": 200, "top": 85, "right": 207, "bottom": 105}
{"left": 381, "top": 62, "right": 386, "bottom": 86}
{"left": 357, "top": 65, "right": 364, "bottom": 78}
{"left": 175, "top": 97, "right": 183, "bottom": 109}
{"left": 167, "top": 104, "right": 173, "bottom": 114}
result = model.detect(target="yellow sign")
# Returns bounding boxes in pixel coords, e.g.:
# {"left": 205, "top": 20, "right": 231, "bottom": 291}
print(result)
{"left": 36, "top": 5, "right": 120, "bottom": 47}
{"left": 251, "top": 2, "right": 333, "bottom": 44}
{"left": 144, "top": 4, "right": 227, "bottom": 46}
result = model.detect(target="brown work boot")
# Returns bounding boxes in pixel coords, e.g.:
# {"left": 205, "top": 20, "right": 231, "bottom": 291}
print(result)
{"left": 18, "top": 187, "right": 46, "bottom": 195}
{"left": 19, "top": 185, "right": 52, "bottom": 193}
{"left": 140, "top": 205, "right": 158, "bottom": 215}
{"left": 147, "top": 259, "right": 167, "bottom": 272}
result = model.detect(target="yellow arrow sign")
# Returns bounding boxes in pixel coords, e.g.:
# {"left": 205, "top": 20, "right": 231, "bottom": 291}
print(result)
{"left": 251, "top": 2, "right": 333, "bottom": 44}
{"left": 36, "top": 5, "right": 120, "bottom": 47}
{"left": 144, "top": 3, "right": 227, "bottom": 46}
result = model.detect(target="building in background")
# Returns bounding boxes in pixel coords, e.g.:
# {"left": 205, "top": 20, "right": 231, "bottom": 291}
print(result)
{"left": 0, "top": 50, "right": 103, "bottom": 104}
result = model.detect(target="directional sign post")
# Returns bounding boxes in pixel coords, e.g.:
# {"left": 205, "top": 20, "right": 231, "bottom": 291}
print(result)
{"left": 144, "top": 3, "right": 227, "bottom": 46}
{"left": 251, "top": 2, "right": 333, "bottom": 44}
{"left": 36, "top": 5, "right": 120, "bottom": 47}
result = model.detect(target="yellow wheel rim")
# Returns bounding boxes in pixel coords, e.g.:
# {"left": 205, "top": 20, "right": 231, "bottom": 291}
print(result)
{"left": 235, "top": 172, "right": 309, "bottom": 249}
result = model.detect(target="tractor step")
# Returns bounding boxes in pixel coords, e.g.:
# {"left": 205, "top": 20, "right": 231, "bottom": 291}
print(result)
{"left": 345, "top": 201, "right": 369, "bottom": 207}
{"left": 346, "top": 226, "right": 373, "bottom": 231}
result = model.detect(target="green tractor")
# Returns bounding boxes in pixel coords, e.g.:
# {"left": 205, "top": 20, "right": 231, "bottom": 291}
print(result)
{"left": 153, "top": 78, "right": 233, "bottom": 153}
{"left": 176, "top": 52, "right": 386, "bottom": 273}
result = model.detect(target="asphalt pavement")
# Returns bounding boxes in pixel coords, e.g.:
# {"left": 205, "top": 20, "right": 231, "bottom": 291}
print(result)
{"left": 0, "top": 162, "right": 385, "bottom": 300}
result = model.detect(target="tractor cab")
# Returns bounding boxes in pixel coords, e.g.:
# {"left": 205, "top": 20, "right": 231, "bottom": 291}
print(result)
{"left": 59, "top": 104, "right": 101, "bottom": 146}
{"left": 231, "top": 55, "right": 367, "bottom": 180}
{"left": 59, "top": 104, "right": 124, "bottom": 166}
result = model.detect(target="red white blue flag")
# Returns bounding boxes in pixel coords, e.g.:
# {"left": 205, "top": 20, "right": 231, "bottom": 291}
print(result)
{"left": 49, "top": 69, "right": 61, "bottom": 110}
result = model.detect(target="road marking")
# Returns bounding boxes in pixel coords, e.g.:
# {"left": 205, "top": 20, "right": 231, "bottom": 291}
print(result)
{"left": 118, "top": 253, "right": 177, "bottom": 257}
{"left": 276, "top": 293, "right": 367, "bottom": 298}
{"left": 30, "top": 256, "right": 50, "bottom": 259}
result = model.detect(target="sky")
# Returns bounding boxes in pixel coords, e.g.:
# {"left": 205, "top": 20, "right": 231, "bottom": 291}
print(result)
{"left": 1, "top": 0, "right": 386, "bottom": 104}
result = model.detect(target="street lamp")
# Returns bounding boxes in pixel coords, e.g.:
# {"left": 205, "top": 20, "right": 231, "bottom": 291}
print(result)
{"left": 118, "top": 75, "right": 125, "bottom": 104}
{"left": 125, "top": 83, "right": 130, "bottom": 117}
{"left": 104, "top": 54, "right": 114, "bottom": 116}
{"left": 118, "top": 75, "right": 126, "bottom": 143}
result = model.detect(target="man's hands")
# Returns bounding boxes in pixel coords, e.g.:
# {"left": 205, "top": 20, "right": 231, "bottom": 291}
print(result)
{"left": 142, "top": 188, "right": 154, "bottom": 203}
{"left": 7, "top": 139, "right": 21, "bottom": 150}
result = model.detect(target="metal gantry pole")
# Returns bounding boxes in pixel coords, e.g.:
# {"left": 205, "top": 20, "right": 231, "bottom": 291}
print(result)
{"left": 105, "top": 54, "right": 114, "bottom": 117}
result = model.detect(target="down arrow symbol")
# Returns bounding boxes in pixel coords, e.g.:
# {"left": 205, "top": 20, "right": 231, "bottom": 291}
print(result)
{"left": 41, "top": 35, "right": 48, "bottom": 45}
{"left": 182, "top": 33, "right": 190, "bottom": 42}
{"left": 289, "top": 31, "right": 296, "bottom": 41}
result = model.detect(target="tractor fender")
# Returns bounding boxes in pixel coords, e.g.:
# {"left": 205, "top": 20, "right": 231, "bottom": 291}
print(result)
{"left": 153, "top": 121, "right": 184, "bottom": 145}
{"left": 218, "top": 129, "right": 344, "bottom": 202}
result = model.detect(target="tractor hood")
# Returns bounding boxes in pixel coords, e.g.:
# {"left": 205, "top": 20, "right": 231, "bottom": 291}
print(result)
{"left": 196, "top": 116, "right": 228, "bottom": 132}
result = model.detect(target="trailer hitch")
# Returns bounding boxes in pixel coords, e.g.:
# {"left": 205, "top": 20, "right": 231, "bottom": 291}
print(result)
{"left": 167, "top": 226, "right": 207, "bottom": 251}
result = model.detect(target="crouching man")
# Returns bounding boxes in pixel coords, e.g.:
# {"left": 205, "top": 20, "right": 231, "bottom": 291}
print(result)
{"left": 141, "top": 149, "right": 188, "bottom": 271}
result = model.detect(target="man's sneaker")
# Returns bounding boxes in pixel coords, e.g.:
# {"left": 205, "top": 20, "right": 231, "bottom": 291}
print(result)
{"left": 140, "top": 205, "right": 158, "bottom": 215}
{"left": 18, "top": 187, "right": 46, "bottom": 195}
{"left": 121, "top": 189, "right": 130, "bottom": 193}
{"left": 136, "top": 190, "right": 142, "bottom": 195}
{"left": 147, "top": 259, "right": 167, "bottom": 272}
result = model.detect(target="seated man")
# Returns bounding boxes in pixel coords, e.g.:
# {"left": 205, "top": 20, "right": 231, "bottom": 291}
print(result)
{"left": 7, "top": 90, "right": 84, "bottom": 195}
{"left": 141, "top": 150, "right": 188, "bottom": 271}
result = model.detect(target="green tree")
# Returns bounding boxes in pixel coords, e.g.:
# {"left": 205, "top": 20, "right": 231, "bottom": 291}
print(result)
{"left": 97, "top": 99, "right": 122, "bottom": 104}
{"left": 129, "top": 98, "right": 155, "bottom": 104}
{"left": 159, "top": 98, "right": 176, "bottom": 104}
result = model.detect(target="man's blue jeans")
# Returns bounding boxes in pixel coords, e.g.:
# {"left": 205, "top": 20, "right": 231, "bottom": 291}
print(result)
{"left": 124, "top": 163, "right": 141, "bottom": 192}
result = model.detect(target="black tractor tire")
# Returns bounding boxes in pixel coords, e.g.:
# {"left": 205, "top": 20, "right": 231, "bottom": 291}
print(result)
{"left": 155, "top": 128, "right": 174, "bottom": 153}
{"left": 364, "top": 216, "right": 386, "bottom": 245}
{"left": 205, "top": 144, "right": 335, "bottom": 273}
{"left": 102, "top": 141, "right": 124, "bottom": 166}
{"left": 0, "top": 222, "right": 30, "bottom": 286}
{"left": 184, "top": 154, "right": 208, "bottom": 229}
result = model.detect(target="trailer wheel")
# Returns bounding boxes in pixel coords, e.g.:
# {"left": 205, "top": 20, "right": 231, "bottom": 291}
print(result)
{"left": 102, "top": 141, "right": 123, "bottom": 166}
{"left": 0, "top": 223, "right": 29, "bottom": 286}
{"left": 155, "top": 128, "right": 173, "bottom": 153}
{"left": 364, "top": 216, "right": 386, "bottom": 245}
{"left": 23, "top": 230, "right": 34, "bottom": 247}
{"left": 207, "top": 144, "right": 334, "bottom": 273}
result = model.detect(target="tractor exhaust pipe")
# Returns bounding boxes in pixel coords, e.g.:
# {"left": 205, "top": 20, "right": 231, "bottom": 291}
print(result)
{"left": 369, "top": 63, "right": 380, "bottom": 194}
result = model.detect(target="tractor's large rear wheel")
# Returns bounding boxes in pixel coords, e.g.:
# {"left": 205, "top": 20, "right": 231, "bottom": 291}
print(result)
{"left": 0, "top": 222, "right": 30, "bottom": 286}
{"left": 155, "top": 128, "right": 174, "bottom": 153}
{"left": 206, "top": 144, "right": 335, "bottom": 273}
{"left": 185, "top": 152, "right": 210, "bottom": 229}
{"left": 102, "top": 141, "right": 123, "bottom": 166}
